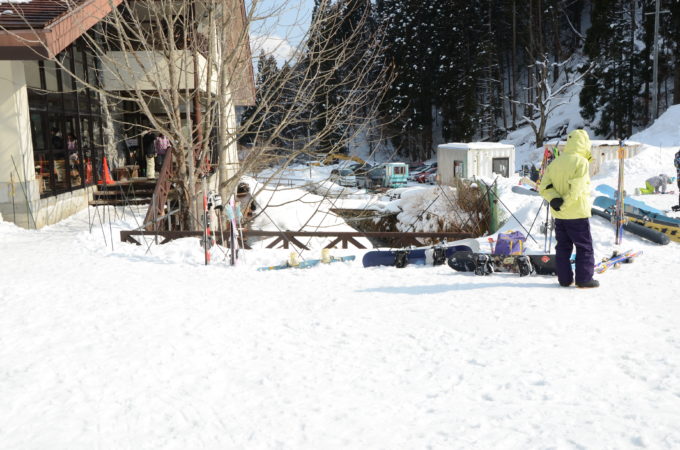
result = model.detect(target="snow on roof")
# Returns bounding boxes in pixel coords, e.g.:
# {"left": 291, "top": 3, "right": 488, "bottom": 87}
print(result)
{"left": 438, "top": 142, "right": 515, "bottom": 150}
{"left": 590, "top": 140, "right": 642, "bottom": 147}
{"left": 546, "top": 139, "right": 642, "bottom": 147}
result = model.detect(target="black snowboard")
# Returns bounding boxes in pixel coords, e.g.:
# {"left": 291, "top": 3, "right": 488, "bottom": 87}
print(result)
{"left": 448, "top": 251, "right": 558, "bottom": 276}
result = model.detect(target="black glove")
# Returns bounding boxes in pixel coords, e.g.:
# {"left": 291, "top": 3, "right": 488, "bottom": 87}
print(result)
{"left": 550, "top": 198, "right": 564, "bottom": 211}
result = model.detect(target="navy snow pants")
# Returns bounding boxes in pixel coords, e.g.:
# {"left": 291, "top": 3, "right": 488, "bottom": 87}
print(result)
{"left": 554, "top": 218, "right": 595, "bottom": 285}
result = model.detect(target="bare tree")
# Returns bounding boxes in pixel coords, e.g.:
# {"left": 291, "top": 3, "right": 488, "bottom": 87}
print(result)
{"left": 514, "top": 54, "right": 592, "bottom": 148}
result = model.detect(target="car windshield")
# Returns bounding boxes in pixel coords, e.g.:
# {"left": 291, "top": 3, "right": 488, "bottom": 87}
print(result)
{"left": 339, "top": 169, "right": 354, "bottom": 176}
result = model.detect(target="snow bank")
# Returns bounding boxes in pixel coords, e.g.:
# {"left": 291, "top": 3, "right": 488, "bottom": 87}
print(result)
{"left": 631, "top": 104, "right": 680, "bottom": 148}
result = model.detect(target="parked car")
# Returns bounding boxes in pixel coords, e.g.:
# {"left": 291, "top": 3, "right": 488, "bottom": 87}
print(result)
{"left": 415, "top": 167, "right": 437, "bottom": 183}
{"left": 346, "top": 162, "right": 374, "bottom": 176}
{"left": 330, "top": 168, "right": 357, "bottom": 187}
{"left": 425, "top": 171, "right": 438, "bottom": 184}
{"left": 408, "top": 165, "right": 428, "bottom": 181}
{"left": 408, "top": 162, "right": 437, "bottom": 181}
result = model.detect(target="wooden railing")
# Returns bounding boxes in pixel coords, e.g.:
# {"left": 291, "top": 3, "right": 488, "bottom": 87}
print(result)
{"left": 120, "top": 229, "right": 474, "bottom": 250}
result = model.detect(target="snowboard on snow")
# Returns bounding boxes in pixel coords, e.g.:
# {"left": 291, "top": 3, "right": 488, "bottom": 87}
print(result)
{"left": 595, "top": 184, "right": 665, "bottom": 215}
{"left": 257, "top": 255, "right": 355, "bottom": 271}
{"left": 447, "top": 251, "right": 557, "bottom": 276}
{"left": 361, "top": 238, "right": 480, "bottom": 268}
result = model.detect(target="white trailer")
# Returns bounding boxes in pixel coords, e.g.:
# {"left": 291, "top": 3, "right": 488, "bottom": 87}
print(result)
{"left": 547, "top": 140, "right": 643, "bottom": 176}
{"left": 436, "top": 142, "right": 515, "bottom": 185}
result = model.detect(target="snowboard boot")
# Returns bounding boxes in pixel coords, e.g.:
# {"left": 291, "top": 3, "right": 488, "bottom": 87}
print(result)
{"left": 672, "top": 205, "right": 680, "bottom": 212}
{"left": 474, "top": 254, "right": 493, "bottom": 276}
{"left": 576, "top": 279, "right": 600, "bottom": 289}
{"left": 516, "top": 255, "right": 534, "bottom": 277}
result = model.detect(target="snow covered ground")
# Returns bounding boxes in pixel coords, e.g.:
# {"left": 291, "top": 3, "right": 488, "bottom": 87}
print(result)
{"left": 2, "top": 114, "right": 680, "bottom": 448}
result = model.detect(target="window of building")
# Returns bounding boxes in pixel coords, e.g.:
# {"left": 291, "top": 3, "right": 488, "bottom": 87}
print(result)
{"left": 453, "top": 160, "right": 465, "bottom": 178}
{"left": 25, "top": 38, "right": 104, "bottom": 197}
{"left": 492, "top": 157, "right": 509, "bottom": 177}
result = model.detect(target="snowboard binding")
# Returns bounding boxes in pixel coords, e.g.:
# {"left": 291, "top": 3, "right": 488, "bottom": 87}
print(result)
{"left": 394, "top": 250, "right": 409, "bottom": 268}
{"left": 474, "top": 254, "right": 494, "bottom": 276}
{"left": 515, "top": 255, "right": 534, "bottom": 277}
{"left": 432, "top": 246, "right": 447, "bottom": 266}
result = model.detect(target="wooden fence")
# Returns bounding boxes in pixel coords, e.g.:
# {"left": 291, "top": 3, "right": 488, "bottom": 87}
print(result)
{"left": 120, "top": 229, "right": 474, "bottom": 250}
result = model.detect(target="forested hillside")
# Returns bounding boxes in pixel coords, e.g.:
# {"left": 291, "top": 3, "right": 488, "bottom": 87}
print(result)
{"left": 244, "top": 0, "right": 680, "bottom": 162}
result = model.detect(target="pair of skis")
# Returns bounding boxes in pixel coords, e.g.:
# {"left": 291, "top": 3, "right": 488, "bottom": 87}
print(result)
{"left": 200, "top": 176, "right": 243, "bottom": 266}
{"left": 614, "top": 140, "right": 626, "bottom": 246}
{"left": 257, "top": 250, "right": 356, "bottom": 271}
{"left": 594, "top": 249, "right": 642, "bottom": 274}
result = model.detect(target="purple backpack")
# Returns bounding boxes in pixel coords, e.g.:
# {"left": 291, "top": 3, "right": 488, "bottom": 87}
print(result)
{"left": 495, "top": 231, "right": 527, "bottom": 255}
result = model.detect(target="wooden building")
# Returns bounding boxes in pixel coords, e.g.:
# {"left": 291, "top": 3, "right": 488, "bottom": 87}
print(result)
{"left": 0, "top": 0, "right": 255, "bottom": 228}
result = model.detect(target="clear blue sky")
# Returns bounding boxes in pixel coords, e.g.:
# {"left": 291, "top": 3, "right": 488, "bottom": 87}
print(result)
{"left": 249, "top": 0, "right": 314, "bottom": 57}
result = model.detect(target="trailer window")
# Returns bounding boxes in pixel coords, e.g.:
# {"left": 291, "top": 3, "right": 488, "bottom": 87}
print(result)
{"left": 492, "top": 157, "right": 509, "bottom": 177}
{"left": 453, "top": 160, "right": 465, "bottom": 178}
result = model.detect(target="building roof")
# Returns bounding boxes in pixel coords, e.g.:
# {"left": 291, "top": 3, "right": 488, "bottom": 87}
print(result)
{"left": 0, "top": 0, "right": 254, "bottom": 104}
{"left": 0, "top": 0, "right": 82, "bottom": 30}
{"left": 0, "top": 0, "right": 122, "bottom": 59}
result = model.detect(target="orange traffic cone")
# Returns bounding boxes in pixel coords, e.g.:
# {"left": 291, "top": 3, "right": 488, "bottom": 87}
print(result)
{"left": 98, "top": 157, "right": 114, "bottom": 185}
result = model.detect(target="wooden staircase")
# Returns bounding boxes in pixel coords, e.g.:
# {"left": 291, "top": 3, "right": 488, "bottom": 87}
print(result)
{"left": 90, "top": 179, "right": 159, "bottom": 206}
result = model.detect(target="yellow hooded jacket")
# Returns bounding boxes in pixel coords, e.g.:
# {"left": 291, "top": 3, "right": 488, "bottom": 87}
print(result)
{"left": 539, "top": 129, "right": 593, "bottom": 219}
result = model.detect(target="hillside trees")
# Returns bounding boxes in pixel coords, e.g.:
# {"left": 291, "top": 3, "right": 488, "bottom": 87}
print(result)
{"left": 377, "top": 0, "right": 499, "bottom": 161}
{"left": 242, "top": 0, "right": 387, "bottom": 166}
{"left": 375, "top": 0, "right": 591, "bottom": 158}
{"left": 580, "top": 0, "right": 646, "bottom": 138}
{"left": 661, "top": 0, "right": 680, "bottom": 106}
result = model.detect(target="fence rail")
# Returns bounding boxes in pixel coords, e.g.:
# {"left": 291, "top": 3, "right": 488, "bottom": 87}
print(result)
{"left": 120, "top": 229, "right": 474, "bottom": 250}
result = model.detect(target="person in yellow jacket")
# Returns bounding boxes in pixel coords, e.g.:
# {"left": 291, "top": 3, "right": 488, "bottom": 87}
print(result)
{"left": 539, "top": 129, "right": 599, "bottom": 288}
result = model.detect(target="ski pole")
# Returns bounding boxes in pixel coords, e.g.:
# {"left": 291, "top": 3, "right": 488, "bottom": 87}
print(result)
{"left": 526, "top": 199, "right": 546, "bottom": 238}
{"left": 543, "top": 200, "right": 550, "bottom": 252}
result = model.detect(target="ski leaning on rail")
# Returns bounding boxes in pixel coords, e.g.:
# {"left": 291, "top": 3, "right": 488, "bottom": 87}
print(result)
{"left": 614, "top": 140, "right": 626, "bottom": 246}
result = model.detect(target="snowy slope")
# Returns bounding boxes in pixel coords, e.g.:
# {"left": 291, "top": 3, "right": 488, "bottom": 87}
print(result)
{"left": 2, "top": 112, "right": 680, "bottom": 448}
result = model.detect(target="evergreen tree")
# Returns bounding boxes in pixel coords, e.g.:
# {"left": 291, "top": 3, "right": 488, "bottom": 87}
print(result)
{"left": 580, "top": 0, "right": 645, "bottom": 138}
{"left": 307, "top": 0, "right": 379, "bottom": 157}
{"left": 240, "top": 50, "right": 282, "bottom": 147}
